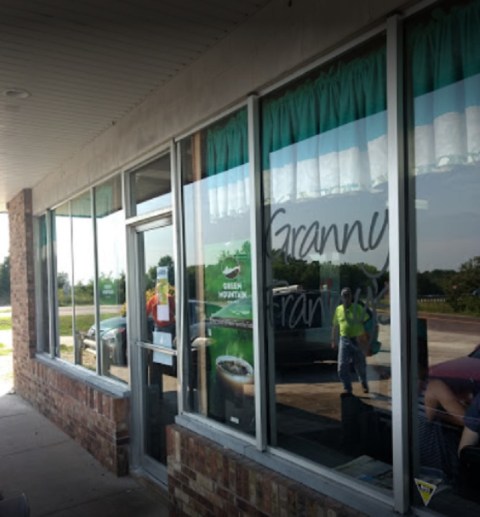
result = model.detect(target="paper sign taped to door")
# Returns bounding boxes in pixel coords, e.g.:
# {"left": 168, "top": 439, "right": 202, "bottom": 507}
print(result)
{"left": 156, "top": 266, "right": 170, "bottom": 322}
{"left": 153, "top": 331, "right": 173, "bottom": 366}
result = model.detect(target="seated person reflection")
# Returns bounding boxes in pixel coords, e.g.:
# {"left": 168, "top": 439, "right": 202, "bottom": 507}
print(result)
{"left": 418, "top": 377, "right": 467, "bottom": 481}
{"left": 459, "top": 392, "right": 480, "bottom": 452}
{"left": 457, "top": 392, "right": 480, "bottom": 500}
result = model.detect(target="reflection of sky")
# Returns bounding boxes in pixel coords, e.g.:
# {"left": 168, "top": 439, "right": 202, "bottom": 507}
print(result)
{"left": 183, "top": 179, "right": 251, "bottom": 267}
{"left": 97, "top": 210, "right": 126, "bottom": 279}
{"left": 183, "top": 173, "right": 389, "bottom": 271}
{"left": 143, "top": 225, "right": 173, "bottom": 273}
{"left": 136, "top": 193, "right": 172, "bottom": 216}
{"left": 266, "top": 188, "right": 389, "bottom": 270}
{"left": 56, "top": 211, "right": 126, "bottom": 283}
{"left": 416, "top": 165, "right": 480, "bottom": 272}
{"left": 184, "top": 161, "right": 480, "bottom": 275}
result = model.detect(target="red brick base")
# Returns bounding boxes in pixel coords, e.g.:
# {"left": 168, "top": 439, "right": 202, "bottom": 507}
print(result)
{"left": 167, "top": 425, "right": 365, "bottom": 517}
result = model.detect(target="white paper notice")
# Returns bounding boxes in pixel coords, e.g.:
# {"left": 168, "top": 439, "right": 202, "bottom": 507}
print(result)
{"left": 153, "top": 331, "right": 173, "bottom": 366}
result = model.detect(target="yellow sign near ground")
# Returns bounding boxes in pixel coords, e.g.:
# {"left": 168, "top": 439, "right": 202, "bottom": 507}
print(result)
{"left": 415, "top": 478, "right": 437, "bottom": 506}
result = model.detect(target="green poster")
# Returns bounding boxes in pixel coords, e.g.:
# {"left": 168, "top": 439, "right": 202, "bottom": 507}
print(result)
{"left": 204, "top": 240, "right": 254, "bottom": 424}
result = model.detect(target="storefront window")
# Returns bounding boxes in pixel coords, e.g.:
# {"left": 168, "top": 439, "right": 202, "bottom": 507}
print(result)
{"left": 407, "top": 0, "right": 480, "bottom": 513}
{"left": 261, "top": 41, "right": 392, "bottom": 489}
{"left": 54, "top": 195, "right": 95, "bottom": 367}
{"left": 181, "top": 109, "right": 255, "bottom": 435}
{"left": 95, "top": 176, "right": 127, "bottom": 382}
{"left": 51, "top": 177, "right": 126, "bottom": 381}
{"left": 54, "top": 202, "right": 74, "bottom": 363}
{"left": 71, "top": 193, "right": 95, "bottom": 369}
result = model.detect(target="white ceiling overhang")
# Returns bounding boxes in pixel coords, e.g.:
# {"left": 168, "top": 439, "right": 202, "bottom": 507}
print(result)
{"left": 0, "top": 0, "right": 271, "bottom": 211}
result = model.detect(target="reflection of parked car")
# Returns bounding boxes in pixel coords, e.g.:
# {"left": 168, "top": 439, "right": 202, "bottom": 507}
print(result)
{"left": 429, "top": 344, "right": 480, "bottom": 395}
{"left": 83, "top": 316, "right": 127, "bottom": 366}
{"left": 82, "top": 300, "right": 222, "bottom": 368}
{"left": 209, "top": 289, "right": 381, "bottom": 366}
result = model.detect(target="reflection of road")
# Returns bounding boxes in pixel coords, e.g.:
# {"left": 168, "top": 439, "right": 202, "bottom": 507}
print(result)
{"left": 273, "top": 323, "right": 479, "bottom": 424}
{"left": 376, "top": 324, "right": 479, "bottom": 367}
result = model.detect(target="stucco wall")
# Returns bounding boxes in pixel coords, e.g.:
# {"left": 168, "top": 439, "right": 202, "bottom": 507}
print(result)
{"left": 32, "top": 0, "right": 408, "bottom": 215}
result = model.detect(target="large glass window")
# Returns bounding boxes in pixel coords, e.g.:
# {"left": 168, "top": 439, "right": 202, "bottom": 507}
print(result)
{"left": 54, "top": 202, "right": 74, "bottom": 363}
{"left": 54, "top": 195, "right": 95, "bottom": 367}
{"left": 72, "top": 193, "right": 95, "bottom": 369}
{"left": 95, "top": 176, "right": 127, "bottom": 381}
{"left": 261, "top": 41, "right": 392, "bottom": 489}
{"left": 51, "top": 177, "right": 126, "bottom": 382}
{"left": 181, "top": 109, "right": 255, "bottom": 435}
{"left": 407, "top": 1, "right": 480, "bottom": 513}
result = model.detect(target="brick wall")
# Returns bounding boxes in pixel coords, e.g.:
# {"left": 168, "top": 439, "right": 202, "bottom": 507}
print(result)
{"left": 167, "top": 425, "right": 366, "bottom": 517}
{"left": 8, "top": 189, "right": 130, "bottom": 476}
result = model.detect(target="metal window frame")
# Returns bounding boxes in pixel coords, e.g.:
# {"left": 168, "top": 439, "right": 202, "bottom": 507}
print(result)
{"left": 124, "top": 147, "right": 176, "bottom": 481}
{"left": 387, "top": 14, "right": 409, "bottom": 514}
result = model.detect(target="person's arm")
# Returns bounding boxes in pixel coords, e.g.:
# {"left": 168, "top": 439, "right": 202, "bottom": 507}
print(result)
{"left": 331, "top": 309, "right": 338, "bottom": 348}
{"left": 331, "top": 324, "right": 338, "bottom": 348}
{"left": 424, "top": 378, "right": 465, "bottom": 427}
{"left": 459, "top": 426, "right": 479, "bottom": 455}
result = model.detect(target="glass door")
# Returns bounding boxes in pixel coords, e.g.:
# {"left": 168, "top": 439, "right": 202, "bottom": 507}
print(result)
{"left": 133, "top": 216, "right": 177, "bottom": 481}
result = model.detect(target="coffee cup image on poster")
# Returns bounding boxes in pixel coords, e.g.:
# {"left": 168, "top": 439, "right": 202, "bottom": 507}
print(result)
{"left": 203, "top": 241, "right": 254, "bottom": 425}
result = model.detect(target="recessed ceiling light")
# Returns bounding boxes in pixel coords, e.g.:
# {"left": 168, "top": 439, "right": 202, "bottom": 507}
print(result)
{"left": 3, "top": 88, "right": 31, "bottom": 99}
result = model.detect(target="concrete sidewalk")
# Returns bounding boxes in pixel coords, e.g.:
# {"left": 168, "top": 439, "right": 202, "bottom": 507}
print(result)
{"left": 0, "top": 392, "right": 171, "bottom": 517}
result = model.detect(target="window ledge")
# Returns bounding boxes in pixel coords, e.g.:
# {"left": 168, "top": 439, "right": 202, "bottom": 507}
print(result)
{"left": 35, "top": 354, "right": 130, "bottom": 398}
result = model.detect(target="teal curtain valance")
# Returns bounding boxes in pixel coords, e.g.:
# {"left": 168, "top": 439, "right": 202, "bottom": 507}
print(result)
{"left": 204, "top": 109, "right": 249, "bottom": 221}
{"left": 261, "top": 45, "right": 387, "bottom": 203}
{"left": 408, "top": 0, "right": 480, "bottom": 174}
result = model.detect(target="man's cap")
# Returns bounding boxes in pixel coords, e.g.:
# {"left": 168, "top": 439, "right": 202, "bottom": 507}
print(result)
{"left": 340, "top": 287, "right": 352, "bottom": 297}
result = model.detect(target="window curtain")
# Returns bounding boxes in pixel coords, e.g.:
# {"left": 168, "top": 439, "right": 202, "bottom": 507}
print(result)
{"left": 205, "top": 109, "right": 249, "bottom": 222}
{"left": 408, "top": 0, "right": 480, "bottom": 174}
{"left": 261, "top": 46, "right": 387, "bottom": 205}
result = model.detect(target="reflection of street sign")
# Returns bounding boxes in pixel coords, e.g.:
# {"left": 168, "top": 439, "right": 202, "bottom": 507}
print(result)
{"left": 102, "top": 283, "right": 114, "bottom": 296}
{"left": 415, "top": 478, "right": 437, "bottom": 506}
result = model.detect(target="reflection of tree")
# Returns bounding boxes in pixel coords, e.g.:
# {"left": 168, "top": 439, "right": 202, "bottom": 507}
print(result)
{"left": 417, "top": 269, "right": 455, "bottom": 296}
{"left": 0, "top": 256, "right": 10, "bottom": 305}
{"left": 270, "top": 250, "right": 388, "bottom": 295}
{"left": 445, "top": 256, "right": 480, "bottom": 314}
{"left": 57, "top": 271, "right": 70, "bottom": 290}
{"left": 416, "top": 258, "right": 480, "bottom": 316}
{"left": 146, "top": 255, "right": 174, "bottom": 292}
{"left": 56, "top": 270, "right": 126, "bottom": 306}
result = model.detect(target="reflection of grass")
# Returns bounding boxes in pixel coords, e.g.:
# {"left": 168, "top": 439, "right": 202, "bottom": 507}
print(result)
{"left": 416, "top": 300, "right": 480, "bottom": 316}
{"left": 0, "top": 318, "right": 12, "bottom": 330}
{"left": 417, "top": 301, "right": 453, "bottom": 314}
{"left": 0, "top": 343, "right": 12, "bottom": 356}
{"left": 58, "top": 312, "right": 119, "bottom": 335}
{"left": 59, "top": 315, "right": 94, "bottom": 335}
